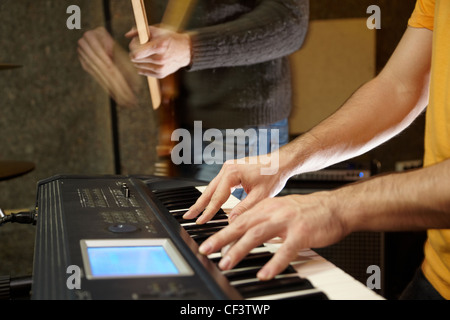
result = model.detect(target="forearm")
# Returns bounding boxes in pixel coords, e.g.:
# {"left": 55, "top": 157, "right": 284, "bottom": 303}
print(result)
{"left": 335, "top": 159, "right": 450, "bottom": 233}
{"left": 189, "top": 0, "right": 309, "bottom": 71}
{"left": 281, "top": 74, "right": 428, "bottom": 176}
{"left": 279, "top": 27, "right": 431, "bottom": 177}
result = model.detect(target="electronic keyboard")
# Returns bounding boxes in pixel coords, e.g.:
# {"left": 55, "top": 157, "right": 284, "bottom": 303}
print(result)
{"left": 31, "top": 175, "right": 383, "bottom": 300}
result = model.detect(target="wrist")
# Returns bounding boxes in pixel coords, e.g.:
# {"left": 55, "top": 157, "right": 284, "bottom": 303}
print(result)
{"left": 278, "top": 132, "right": 320, "bottom": 178}
{"left": 276, "top": 145, "right": 298, "bottom": 181}
{"left": 330, "top": 185, "right": 358, "bottom": 235}
{"left": 180, "top": 32, "right": 193, "bottom": 68}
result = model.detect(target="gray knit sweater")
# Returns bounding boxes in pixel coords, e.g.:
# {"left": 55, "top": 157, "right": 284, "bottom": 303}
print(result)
{"left": 148, "top": 0, "right": 309, "bottom": 129}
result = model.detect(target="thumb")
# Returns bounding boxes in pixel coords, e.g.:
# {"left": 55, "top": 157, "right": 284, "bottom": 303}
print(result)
{"left": 125, "top": 27, "right": 138, "bottom": 38}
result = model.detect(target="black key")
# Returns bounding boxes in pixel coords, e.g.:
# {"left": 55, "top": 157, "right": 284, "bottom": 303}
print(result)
{"left": 173, "top": 211, "right": 228, "bottom": 223}
{"left": 187, "top": 226, "right": 226, "bottom": 238}
{"left": 234, "top": 276, "right": 315, "bottom": 299}
{"left": 224, "top": 265, "right": 296, "bottom": 282}
{"left": 280, "top": 291, "right": 329, "bottom": 300}
{"left": 210, "top": 251, "right": 274, "bottom": 269}
{"left": 159, "top": 194, "right": 201, "bottom": 205}
{"left": 171, "top": 210, "right": 189, "bottom": 220}
{"left": 164, "top": 200, "right": 197, "bottom": 211}
{"left": 155, "top": 189, "right": 202, "bottom": 200}
{"left": 224, "top": 267, "right": 261, "bottom": 282}
{"left": 183, "top": 221, "right": 228, "bottom": 232}
{"left": 153, "top": 186, "right": 201, "bottom": 197}
{"left": 190, "top": 231, "right": 217, "bottom": 241}
{"left": 210, "top": 251, "right": 295, "bottom": 275}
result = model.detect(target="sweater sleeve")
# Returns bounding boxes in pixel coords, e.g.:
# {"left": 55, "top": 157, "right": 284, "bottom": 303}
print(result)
{"left": 188, "top": 0, "right": 309, "bottom": 71}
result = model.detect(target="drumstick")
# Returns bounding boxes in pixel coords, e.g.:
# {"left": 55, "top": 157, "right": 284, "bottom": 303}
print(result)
{"left": 131, "top": 0, "right": 162, "bottom": 110}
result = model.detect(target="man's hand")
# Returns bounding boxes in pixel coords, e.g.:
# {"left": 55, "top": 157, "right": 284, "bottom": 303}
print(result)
{"left": 184, "top": 153, "right": 290, "bottom": 224}
{"left": 198, "top": 191, "right": 349, "bottom": 281}
{"left": 78, "top": 27, "right": 142, "bottom": 108}
{"left": 127, "top": 26, "right": 192, "bottom": 79}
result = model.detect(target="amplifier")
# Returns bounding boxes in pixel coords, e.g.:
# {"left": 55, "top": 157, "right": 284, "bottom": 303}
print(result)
{"left": 291, "top": 160, "right": 373, "bottom": 183}
{"left": 281, "top": 160, "right": 377, "bottom": 195}
{"left": 292, "top": 168, "right": 371, "bottom": 182}
{"left": 31, "top": 175, "right": 241, "bottom": 300}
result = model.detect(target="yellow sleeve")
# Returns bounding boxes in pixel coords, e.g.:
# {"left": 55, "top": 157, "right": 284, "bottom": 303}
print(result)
{"left": 408, "top": 0, "right": 435, "bottom": 30}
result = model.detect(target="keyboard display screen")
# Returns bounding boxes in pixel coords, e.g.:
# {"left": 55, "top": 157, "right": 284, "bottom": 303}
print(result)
{"left": 87, "top": 246, "right": 179, "bottom": 277}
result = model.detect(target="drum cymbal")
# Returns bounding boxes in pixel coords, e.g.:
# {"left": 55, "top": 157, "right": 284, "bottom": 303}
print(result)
{"left": 0, "top": 64, "right": 22, "bottom": 71}
{"left": 0, "top": 161, "right": 35, "bottom": 181}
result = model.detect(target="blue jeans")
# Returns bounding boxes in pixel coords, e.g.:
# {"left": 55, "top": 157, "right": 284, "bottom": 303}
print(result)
{"left": 178, "top": 118, "right": 289, "bottom": 199}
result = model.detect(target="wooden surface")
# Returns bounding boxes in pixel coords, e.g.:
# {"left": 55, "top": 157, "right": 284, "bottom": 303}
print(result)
{"left": 131, "top": 0, "right": 162, "bottom": 109}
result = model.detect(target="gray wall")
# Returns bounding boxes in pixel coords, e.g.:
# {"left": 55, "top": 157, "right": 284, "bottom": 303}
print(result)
{"left": 0, "top": 0, "right": 158, "bottom": 210}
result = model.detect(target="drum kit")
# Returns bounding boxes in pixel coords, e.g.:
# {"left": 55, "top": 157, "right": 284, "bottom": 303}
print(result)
{"left": 0, "top": 63, "right": 35, "bottom": 181}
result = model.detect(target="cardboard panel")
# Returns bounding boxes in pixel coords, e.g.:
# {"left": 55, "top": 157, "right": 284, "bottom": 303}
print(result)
{"left": 289, "top": 18, "right": 376, "bottom": 134}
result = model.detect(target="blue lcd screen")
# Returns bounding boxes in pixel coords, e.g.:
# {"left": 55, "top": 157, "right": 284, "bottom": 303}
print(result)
{"left": 87, "top": 246, "right": 180, "bottom": 277}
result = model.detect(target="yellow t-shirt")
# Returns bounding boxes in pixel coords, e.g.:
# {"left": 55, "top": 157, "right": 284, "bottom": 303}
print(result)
{"left": 408, "top": 0, "right": 450, "bottom": 299}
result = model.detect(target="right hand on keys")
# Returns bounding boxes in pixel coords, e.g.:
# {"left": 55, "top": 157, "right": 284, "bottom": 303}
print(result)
{"left": 183, "top": 147, "right": 351, "bottom": 281}
{"left": 197, "top": 189, "right": 351, "bottom": 281}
